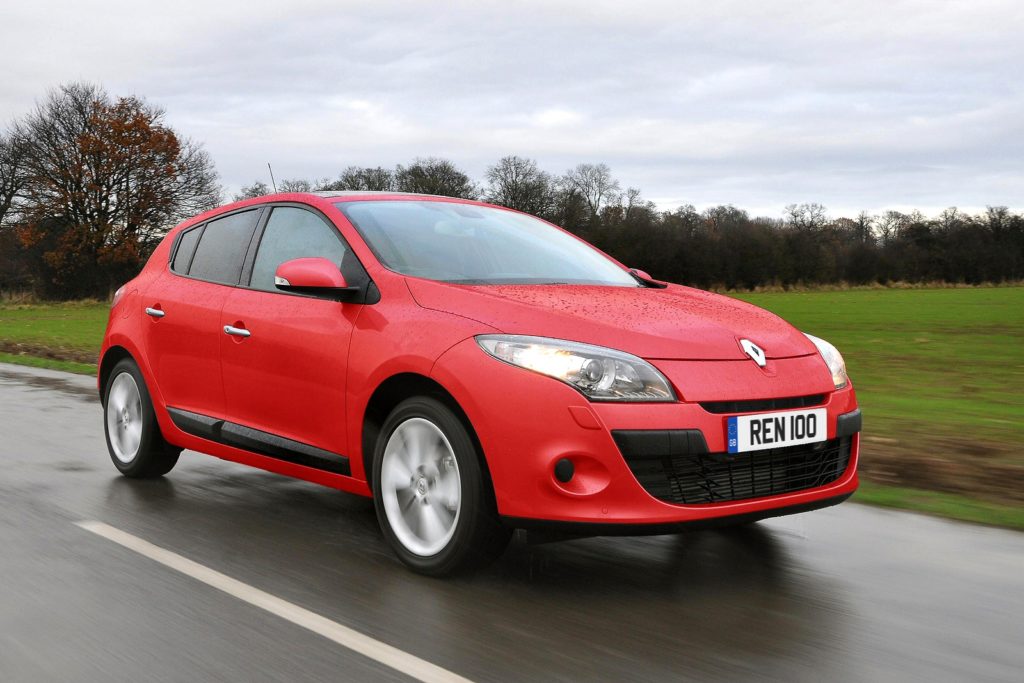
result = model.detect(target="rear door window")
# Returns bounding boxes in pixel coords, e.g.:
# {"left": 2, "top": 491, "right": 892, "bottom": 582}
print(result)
{"left": 187, "top": 209, "right": 260, "bottom": 285}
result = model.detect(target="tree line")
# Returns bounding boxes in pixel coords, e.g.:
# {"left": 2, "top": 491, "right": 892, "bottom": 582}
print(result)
{"left": 2, "top": 83, "right": 1022, "bottom": 298}
{"left": 240, "top": 156, "right": 1024, "bottom": 289}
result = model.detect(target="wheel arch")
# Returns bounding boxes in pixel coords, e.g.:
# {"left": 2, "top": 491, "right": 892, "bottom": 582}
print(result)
{"left": 98, "top": 345, "right": 135, "bottom": 403}
{"left": 361, "top": 373, "right": 494, "bottom": 493}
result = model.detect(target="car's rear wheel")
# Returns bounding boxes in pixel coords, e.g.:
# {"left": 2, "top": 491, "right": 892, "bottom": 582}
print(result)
{"left": 372, "top": 396, "right": 510, "bottom": 576}
{"left": 103, "top": 358, "right": 180, "bottom": 478}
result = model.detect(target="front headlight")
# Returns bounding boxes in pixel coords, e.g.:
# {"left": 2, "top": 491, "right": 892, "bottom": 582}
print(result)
{"left": 804, "top": 333, "right": 849, "bottom": 390}
{"left": 475, "top": 335, "right": 676, "bottom": 402}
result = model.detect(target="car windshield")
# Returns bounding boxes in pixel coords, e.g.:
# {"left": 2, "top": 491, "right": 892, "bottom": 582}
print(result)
{"left": 336, "top": 200, "right": 640, "bottom": 286}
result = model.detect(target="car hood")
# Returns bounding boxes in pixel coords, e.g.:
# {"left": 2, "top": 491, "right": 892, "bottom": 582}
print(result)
{"left": 405, "top": 279, "right": 817, "bottom": 360}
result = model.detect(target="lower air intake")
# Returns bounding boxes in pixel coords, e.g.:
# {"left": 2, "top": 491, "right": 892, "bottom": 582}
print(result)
{"left": 613, "top": 430, "right": 853, "bottom": 505}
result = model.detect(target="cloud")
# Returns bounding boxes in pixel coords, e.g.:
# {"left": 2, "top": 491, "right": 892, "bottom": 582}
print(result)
{"left": 531, "top": 108, "right": 584, "bottom": 128}
{"left": 1, "top": 0, "right": 1021, "bottom": 216}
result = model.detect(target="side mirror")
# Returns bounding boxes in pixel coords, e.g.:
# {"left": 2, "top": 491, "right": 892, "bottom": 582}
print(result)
{"left": 274, "top": 257, "right": 360, "bottom": 299}
{"left": 628, "top": 268, "right": 668, "bottom": 289}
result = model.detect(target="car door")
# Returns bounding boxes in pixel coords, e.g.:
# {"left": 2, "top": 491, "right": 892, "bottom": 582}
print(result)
{"left": 143, "top": 207, "right": 262, "bottom": 420}
{"left": 219, "top": 205, "right": 361, "bottom": 470}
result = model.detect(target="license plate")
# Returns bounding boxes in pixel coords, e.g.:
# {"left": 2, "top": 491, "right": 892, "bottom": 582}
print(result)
{"left": 727, "top": 408, "right": 827, "bottom": 453}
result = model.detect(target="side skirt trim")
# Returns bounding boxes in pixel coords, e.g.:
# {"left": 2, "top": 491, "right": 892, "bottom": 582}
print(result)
{"left": 166, "top": 407, "right": 350, "bottom": 476}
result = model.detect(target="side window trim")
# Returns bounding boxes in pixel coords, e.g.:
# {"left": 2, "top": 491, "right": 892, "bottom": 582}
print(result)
{"left": 164, "top": 202, "right": 377, "bottom": 304}
{"left": 168, "top": 206, "right": 264, "bottom": 286}
{"left": 239, "top": 208, "right": 273, "bottom": 287}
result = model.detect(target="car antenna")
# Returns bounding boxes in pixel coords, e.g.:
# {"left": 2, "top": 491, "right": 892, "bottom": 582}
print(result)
{"left": 267, "top": 162, "right": 278, "bottom": 193}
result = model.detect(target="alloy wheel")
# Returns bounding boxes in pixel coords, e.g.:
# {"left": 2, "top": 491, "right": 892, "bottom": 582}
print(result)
{"left": 380, "top": 417, "right": 462, "bottom": 556}
{"left": 106, "top": 372, "right": 143, "bottom": 464}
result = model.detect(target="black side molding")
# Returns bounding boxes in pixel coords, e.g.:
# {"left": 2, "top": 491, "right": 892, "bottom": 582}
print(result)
{"left": 168, "top": 408, "right": 221, "bottom": 440}
{"left": 836, "top": 408, "right": 862, "bottom": 438}
{"left": 167, "top": 407, "right": 350, "bottom": 476}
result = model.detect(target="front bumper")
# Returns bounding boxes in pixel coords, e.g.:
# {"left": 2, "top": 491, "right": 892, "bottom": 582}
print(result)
{"left": 505, "top": 492, "right": 854, "bottom": 536}
{"left": 431, "top": 339, "right": 860, "bottom": 529}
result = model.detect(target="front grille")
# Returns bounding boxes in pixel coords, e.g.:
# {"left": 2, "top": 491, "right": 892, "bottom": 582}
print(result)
{"left": 613, "top": 430, "right": 852, "bottom": 505}
{"left": 699, "top": 394, "right": 827, "bottom": 414}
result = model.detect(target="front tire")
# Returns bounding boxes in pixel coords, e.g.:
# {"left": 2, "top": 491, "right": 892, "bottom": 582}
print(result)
{"left": 372, "top": 396, "right": 510, "bottom": 576}
{"left": 103, "top": 358, "right": 180, "bottom": 478}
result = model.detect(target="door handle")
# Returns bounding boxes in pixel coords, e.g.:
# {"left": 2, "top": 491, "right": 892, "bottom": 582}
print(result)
{"left": 145, "top": 307, "right": 165, "bottom": 318}
{"left": 224, "top": 325, "right": 251, "bottom": 338}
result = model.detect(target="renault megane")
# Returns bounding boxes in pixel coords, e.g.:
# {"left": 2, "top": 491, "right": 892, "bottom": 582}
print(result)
{"left": 99, "top": 191, "right": 861, "bottom": 575}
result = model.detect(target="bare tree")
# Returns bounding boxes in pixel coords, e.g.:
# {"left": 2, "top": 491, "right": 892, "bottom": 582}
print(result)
{"left": 876, "top": 210, "right": 907, "bottom": 245}
{"left": 704, "top": 205, "right": 749, "bottom": 234}
{"left": 394, "top": 157, "right": 475, "bottom": 198}
{"left": 0, "top": 131, "right": 29, "bottom": 229}
{"left": 278, "top": 178, "right": 315, "bottom": 193}
{"left": 984, "top": 205, "right": 1011, "bottom": 237}
{"left": 784, "top": 203, "right": 829, "bottom": 232}
{"left": 233, "top": 180, "right": 271, "bottom": 202}
{"left": 621, "top": 187, "right": 657, "bottom": 223}
{"left": 321, "top": 166, "right": 395, "bottom": 192}
{"left": 561, "top": 163, "right": 620, "bottom": 216}
{"left": 0, "top": 134, "right": 31, "bottom": 291}
{"left": 853, "top": 210, "right": 875, "bottom": 244}
{"left": 937, "top": 207, "right": 965, "bottom": 234}
{"left": 484, "top": 155, "right": 554, "bottom": 215}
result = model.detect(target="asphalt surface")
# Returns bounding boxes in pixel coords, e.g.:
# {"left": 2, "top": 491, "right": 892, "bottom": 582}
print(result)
{"left": 0, "top": 362, "right": 1021, "bottom": 682}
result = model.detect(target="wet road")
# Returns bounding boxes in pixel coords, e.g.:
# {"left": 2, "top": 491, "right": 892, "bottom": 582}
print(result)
{"left": 0, "top": 362, "right": 1021, "bottom": 682}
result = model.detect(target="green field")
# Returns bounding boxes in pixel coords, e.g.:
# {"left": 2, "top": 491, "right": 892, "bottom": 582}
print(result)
{"left": 730, "top": 286, "right": 1024, "bottom": 520}
{"left": 1, "top": 288, "right": 1022, "bottom": 527}
{"left": 0, "top": 300, "right": 107, "bottom": 365}
{"left": 731, "top": 287, "right": 1024, "bottom": 448}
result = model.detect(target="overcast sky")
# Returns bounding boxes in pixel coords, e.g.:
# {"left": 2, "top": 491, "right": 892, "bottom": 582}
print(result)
{"left": 2, "top": 0, "right": 1021, "bottom": 216}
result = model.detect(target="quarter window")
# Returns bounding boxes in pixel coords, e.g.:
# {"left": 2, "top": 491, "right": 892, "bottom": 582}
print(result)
{"left": 171, "top": 225, "right": 203, "bottom": 274}
{"left": 249, "top": 207, "right": 348, "bottom": 292}
{"left": 187, "top": 209, "right": 260, "bottom": 285}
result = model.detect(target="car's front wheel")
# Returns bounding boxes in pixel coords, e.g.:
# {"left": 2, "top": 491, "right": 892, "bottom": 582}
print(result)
{"left": 103, "top": 358, "right": 181, "bottom": 478}
{"left": 372, "top": 396, "right": 510, "bottom": 576}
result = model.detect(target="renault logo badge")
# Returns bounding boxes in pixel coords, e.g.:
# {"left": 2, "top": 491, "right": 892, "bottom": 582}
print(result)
{"left": 740, "top": 339, "right": 767, "bottom": 367}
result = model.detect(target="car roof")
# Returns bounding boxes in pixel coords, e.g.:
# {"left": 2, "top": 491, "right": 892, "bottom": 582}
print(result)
{"left": 309, "top": 190, "right": 459, "bottom": 201}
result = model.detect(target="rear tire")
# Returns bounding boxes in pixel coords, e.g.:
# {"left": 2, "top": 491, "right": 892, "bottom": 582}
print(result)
{"left": 372, "top": 396, "right": 510, "bottom": 576}
{"left": 103, "top": 358, "right": 180, "bottom": 478}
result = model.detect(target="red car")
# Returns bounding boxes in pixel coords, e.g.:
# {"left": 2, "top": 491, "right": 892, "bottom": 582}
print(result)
{"left": 99, "top": 192, "right": 861, "bottom": 575}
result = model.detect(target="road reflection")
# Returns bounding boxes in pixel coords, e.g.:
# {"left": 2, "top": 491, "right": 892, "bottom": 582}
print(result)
{"left": 100, "top": 466, "right": 851, "bottom": 681}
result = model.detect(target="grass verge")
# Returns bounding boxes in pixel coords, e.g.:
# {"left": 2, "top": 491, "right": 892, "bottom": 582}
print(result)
{"left": 854, "top": 481, "right": 1024, "bottom": 531}
{"left": 0, "top": 351, "right": 97, "bottom": 375}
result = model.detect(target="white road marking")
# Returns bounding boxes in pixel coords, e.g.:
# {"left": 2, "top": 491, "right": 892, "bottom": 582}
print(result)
{"left": 75, "top": 520, "right": 473, "bottom": 683}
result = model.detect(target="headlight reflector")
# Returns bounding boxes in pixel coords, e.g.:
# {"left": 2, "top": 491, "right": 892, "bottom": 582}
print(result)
{"left": 475, "top": 335, "right": 676, "bottom": 402}
{"left": 804, "top": 333, "right": 849, "bottom": 389}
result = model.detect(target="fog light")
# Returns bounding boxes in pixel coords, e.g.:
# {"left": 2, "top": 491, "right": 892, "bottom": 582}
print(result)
{"left": 554, "top": 458, "right": 574, "bottom": 483}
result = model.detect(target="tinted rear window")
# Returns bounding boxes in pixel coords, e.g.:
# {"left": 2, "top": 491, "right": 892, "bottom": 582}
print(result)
{"left": 171, "top": 225, "right": 203, "bottom": 273}
{"left": 188, "top": 210, "right": 260, "bottom": 285}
